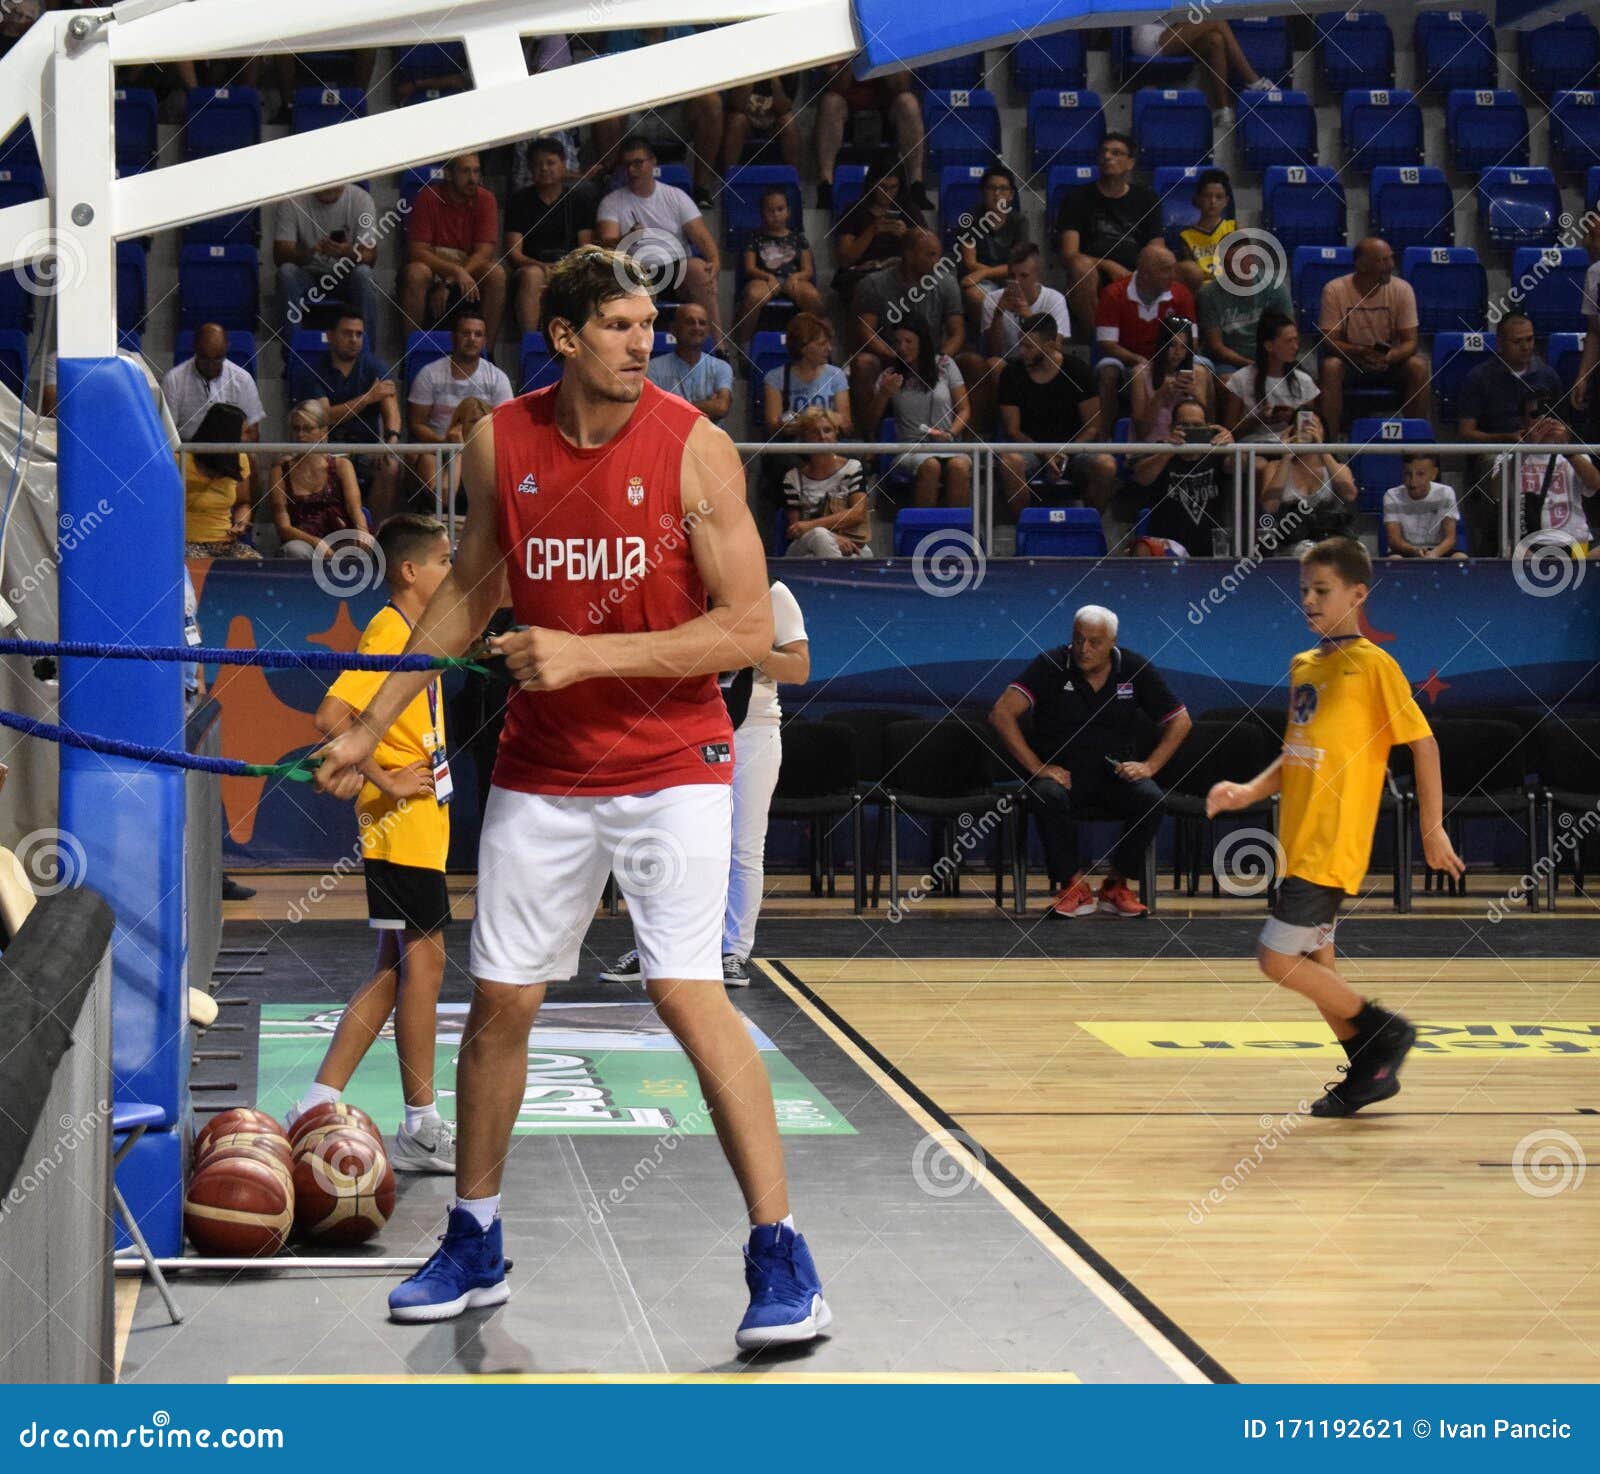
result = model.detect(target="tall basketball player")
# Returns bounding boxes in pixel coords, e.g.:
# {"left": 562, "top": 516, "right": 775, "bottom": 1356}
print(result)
{"left": 314, "top": 248, "right": 830, "bottom": 1348}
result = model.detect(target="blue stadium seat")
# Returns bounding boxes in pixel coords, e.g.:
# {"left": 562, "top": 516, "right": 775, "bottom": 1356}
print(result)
{"left": 1401, "top": 246, "right": 1487, "bottom": 333}
{"left": 938, "top": 165, "right": 989, "bottom": 240}
{"left": 1432, "top": 330, "right": 1497, "bottom": 421}
{"left": 1111, "top": 27, "right": 1191, "bottom": 86}
{"left": 1231, "top": 18, "right": 1292, "bottom": 83}
{"left": 0, "top": 166, "right": 42, "bottom": 212}
{"left": 922, "top": 89, "right": 1001, "bottom": 174}
{"left": 1011, "top": 31, "right": 1086, "bottom": 92}
{"left": 116, "top": 241, "right": 147, "bottom": 333}
{"left": 1316, "top": 13, "right": 1395, "bottom": 93}
{"left": 1519, "top": 15, "right": 1600, "bottom": 95}
{"left": 1154, "top": 165, "right": 1209, "bottom": 233}
{"left": 1262, "top": 165, "right": 1347, "bottom": 251}
{"left": 1291, "top": 245, "right": 1354, "bottom": 332}
{"left": 1238, "top": 90, "right": 1317, "bottom": 172}
{"left": 291, "top": 87, "right": 368, "bottom": 134}
{"left": 175, "top": 328, "right": 258, "bottom": 379}
{"left": 915, "top": 55, "right": 983, "bottom": 91}
{"left": 1016, "top": 506, "right": 1108, "bottom": 557}
{"left": 113, "top": 88, "right": 159, "bottom": 172}
{"left": 403, "top": 330, "right": 451, "bottom": 388}
{"left": 1026, "top": 89, "right": 1105, "bottom": 172}
{"left": 1341, "top": 88, "right": 1422, "bottom": 171}
{"left": 831, "top": 163, "right": 867, "bottom": 223}
{"left": 1446, "top": 89, "right": 1530, "bottom": 173}
{"left": 749, "top": 330, "right": 789, "bottom": 417}
{"left": 1131, "top": 89, "right": 1210, "bottom": 171}
{"left": 1369, "top": 166, "right": 1455, "bottom": 253}
{"left": 519, "top": 332, "right": 561, "bottom": 393}
{"left": 182, "top": 208, "right": 261, "bottom": 247}
{"left": 1476, "top": 168, "right": 1562, "bottom": 251}
{"left": 396, "top": 43, "right": 468, "bottom": 87}
{"left": 177, "top": 244, "right": 257, "bottom": 331}
{"left": 1349, "top": 417, "right": 1436, "bottom": 512}
{"left": 0, "top": 125, "right": 38, "bottom": 171}
{"left": 653, "top": 163, "right": 693, "bottom": 195}
{"left": 1046, "top": 164, "right": 1098, "bottom": 231}
{"left": 893, "top": 507, "right": 976, "bottom": 557}
{"left": 1551, "top": 90, "right": 1600, "bottom": 173}
{"left": 1414, "top": 11, "right": 1497, "bottom": 93}
{"left": 1511, "top": 246, "right": 1588, "bottom": 334}
{"left": 183, "top": 87, "right": 262, "bottom": 158}
{"left": 285, "top": 328, "right": 331, "bottom": 403}
{"left": 722, "top": 165, "right": 803, "bottom": 250}
{"left": 1549, "top": 330, "right": 1586, "bottom": 387}
{"left": 0, "top": 329, "right": 27, "bottom": 397}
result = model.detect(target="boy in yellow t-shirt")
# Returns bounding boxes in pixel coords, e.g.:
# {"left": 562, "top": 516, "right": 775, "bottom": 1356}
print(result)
{"left": 291, "top": 515, "right": 460, "bottom": 1171}
{"left": 1207, "top": 537, "right": 1464, "bottom": 1116}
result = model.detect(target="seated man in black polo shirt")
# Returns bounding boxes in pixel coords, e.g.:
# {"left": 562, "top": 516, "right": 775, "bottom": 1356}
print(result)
{"left": 989, "top": 605, "right": 1191, "bottom": 918}
{"left": 503, "top": 136, "right": 599, "bottom": 334}
{"left": 301, "top": 310, "right": 403, "bottom": 522}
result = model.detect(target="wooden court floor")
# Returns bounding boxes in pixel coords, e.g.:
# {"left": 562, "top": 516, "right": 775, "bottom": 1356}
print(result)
{"left": 771, "top": 954, "right": 1600, "bottom": 1384}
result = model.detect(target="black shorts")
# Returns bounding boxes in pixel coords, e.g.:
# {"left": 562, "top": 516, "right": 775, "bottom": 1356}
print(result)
{"left": 1259, "top": 876, "right": 1345, "bottom": 956}
{"left": 365, "top": 859, "right": 452, "bottom": 934}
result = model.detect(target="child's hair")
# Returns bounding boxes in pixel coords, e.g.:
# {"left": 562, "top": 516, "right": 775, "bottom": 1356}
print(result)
{"left": 378, "top": 513, "right": 448, "bottom": 582}
{"left": 793, "top": 404, "right": 844, "bottom": 438}
{"left": 1300, "top": 535, "right": 1372, "bottom": 586}
{"left": 759, "top": 185, "right": 790, "bottom": 211}
{"left": 1401, "top": 450, "right": 1438, "bottom": 471}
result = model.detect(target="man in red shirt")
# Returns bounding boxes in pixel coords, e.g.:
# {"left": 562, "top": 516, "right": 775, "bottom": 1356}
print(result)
{"left": 402, "top": 153, "right": 507, "bottom": 342}
{"left": 315, "top": 247, "right": 831, "bottom": 1349}
{"left": 1093, "top": 241, "right": 1197, "bottom": 432}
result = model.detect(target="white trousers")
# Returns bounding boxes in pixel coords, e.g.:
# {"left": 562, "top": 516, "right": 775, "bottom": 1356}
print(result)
{"left": 722, "top": 720, "right": 782, "bottom": 958}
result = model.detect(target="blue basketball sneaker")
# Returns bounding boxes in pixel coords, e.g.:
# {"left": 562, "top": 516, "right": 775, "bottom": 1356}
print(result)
{"left": 735, "top": 1222, "right": 832, "bottom": 1349}
{"left": 388, "top": 1208, "right": 510, "bottom": 1323}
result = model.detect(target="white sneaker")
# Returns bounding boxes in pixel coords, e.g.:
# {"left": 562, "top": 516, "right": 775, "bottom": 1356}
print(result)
{"left": 1243, "top": 75, "right": 1277, "bottom": 92}
{"left": 392, "top": 1114, "right": 456, "bottom": 1174}
{"left": 722, "top": 954, "right": 750, "bottom": 987}
{"left": 1213, "top": 106, "right": 1236, "bottom": 132}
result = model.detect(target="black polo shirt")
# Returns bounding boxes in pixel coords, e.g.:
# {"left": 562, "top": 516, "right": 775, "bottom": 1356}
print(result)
{"left": 1009, "top": 645, "right": 1185, "bottom": 765}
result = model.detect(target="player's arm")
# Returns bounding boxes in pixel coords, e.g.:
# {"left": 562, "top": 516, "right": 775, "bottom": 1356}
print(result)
{"left": 1206, "top": 755, "right": 1282, "bottom": 817}
{"left": 760, "top": 638, "right": 809, "bottom": 684}
{"left": 1408, "top": 734, "right": 1465, "bottom": 876}
{"left": 314, "top": 417, "right": 508, "bottom": 798}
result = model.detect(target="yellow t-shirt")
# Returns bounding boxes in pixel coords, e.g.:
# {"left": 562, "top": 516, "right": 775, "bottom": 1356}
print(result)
{"left": 1178, "top": 218, "right": 1236, "bottom": 282}
{"left": 327, "top": 605, "right": 449, "bottom": 872}
{"left": 1279, "top": 636, "right": 1431, "bottom": 894}
{"left": 183, "top": 454, "right": 248, "bottom": 544}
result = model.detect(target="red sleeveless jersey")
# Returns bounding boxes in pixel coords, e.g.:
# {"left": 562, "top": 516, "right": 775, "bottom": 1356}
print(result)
{"left": 489, "top": 379, "right": 733, "bottom": 796}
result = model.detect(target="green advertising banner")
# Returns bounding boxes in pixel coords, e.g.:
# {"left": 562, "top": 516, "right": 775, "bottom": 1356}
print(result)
{"left": 258, "top": 1001, "right": 855, "bottom": 1136}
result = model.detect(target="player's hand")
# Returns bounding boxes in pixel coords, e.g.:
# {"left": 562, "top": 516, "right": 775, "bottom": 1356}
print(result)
{"left": 314, "top": 721, "right": 380, "bottom": 800}
{"left": 1205, "top": 780, "right": 1249, "bottom": 818}
{"left": 1115, "top": 760, "right": 1153, "bottom": 781}
{"left": 491, "top": 625, "right": 597, "bottom": 691}
{"left": 1422, "top": 825, "right": 1465, "bottom": 879}
{"left": 384, "top": 759, "right": 436, "bottom": 800}
{"left": 1035, "top": 763, "right": 1071, "bottom": 790}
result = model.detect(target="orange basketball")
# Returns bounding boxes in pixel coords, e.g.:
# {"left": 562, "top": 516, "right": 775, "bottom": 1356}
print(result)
{"left": 287, "top": 1102, "right": 381, "bottom": 1151}
{"left": 194, "top": 1108, "right": 287, "bottom": 1158}
{"left": 293, "top": 1128, "right": 395, "bottom": 1245}
{"left": 202, "top": 1140, "right": 294, "bottom": 1193}
{"left": 194, "top": 1130, "right": 294, "bottom": 1174}
{"left": 184, "top": 1155, "right": 293, "bottom": 1257}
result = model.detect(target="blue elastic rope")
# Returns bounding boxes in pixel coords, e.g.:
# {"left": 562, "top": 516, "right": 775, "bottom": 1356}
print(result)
{"left": 0, "top": 639, "right": 488, "bottom": 675}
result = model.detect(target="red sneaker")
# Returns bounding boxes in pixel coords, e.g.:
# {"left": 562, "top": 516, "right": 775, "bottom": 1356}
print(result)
{"left": 1048, "top": 879, "right": 1098, "bottom": 918}
{"left": 1097, "top": 880, "right": 1148, "bottom": 917}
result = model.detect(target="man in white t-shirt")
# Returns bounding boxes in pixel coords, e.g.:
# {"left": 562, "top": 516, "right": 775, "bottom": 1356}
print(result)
{"left": 160, "top": 323, "right": 266, "bottom": 441}
{"left": 1494, "top": 396, "right": 1600, "bottom": 554}
{"left": 958, "top": 240, "right": 1072, "bottom": 433}
{"left": 273, "top": 182, "right": 381, "bottom": 339}
{"left": 405, "top": 308, "right": 514, "bottom": 489}
{"left": 594, "top": 134, "right": 723, "bottom": 339}
{"left": 1382, "top": 452, "right": 1466, "bottom": 558}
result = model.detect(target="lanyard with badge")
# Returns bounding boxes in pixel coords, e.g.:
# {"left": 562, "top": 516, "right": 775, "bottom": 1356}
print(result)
{"left": 387, "top": 604, "right": 453, "bottom": 805}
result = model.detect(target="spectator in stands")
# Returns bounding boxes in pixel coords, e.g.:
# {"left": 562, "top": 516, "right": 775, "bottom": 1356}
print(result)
{"left": 1221, "top": 309, "right": 1317, "bottom": 443}
{"left": 850, "top": 227, "right": 965, "bottom": 431}
{"left": 1131, "top": 314, "right": 1217, "bottom": 441}
{"left": 1130, "top": 21, "right": 1277, "bottom": 130}
{"left": 722, "top": 76, "right": 801, "bottom": 172}
{"left": 1129, "top": 397, "right": 1237, "bottom": 558}
{"left": 865, "top": 325, "right": 971, "bottom": 508}
{"left": 1317, "top": 236, "right": 1430, "bottom": 433}
{"left": 269, "top": 401, "right": 369, "bottom": 560}
{"left": 1093, "top": 241, "right": 1196, "bottom": 432}
{"left": 1572, "top": 234, "right": 1600, "bottom": 429}
{"left": 1458, "top": 312, "right": 1565, "bottom": 554}
{"left": 402, "top": 153, "right": 506, "bottom": 342}
{"left": 300, "top": 311, "right": 403, "bottom": 524}
{"left": 736, "top": 187, "right": 825, "bottom": 349}
{"left": 814, "top": 69, "right": 927, "bottom": 212}
{"left": 183, "top": 404, "right": 259, "bottom": 560}
{"left": 762, "top": 312, "right": 852, "bottom": 436}
{"left": 1383, "top": 452, "right": 1466, "bottom": 559}
{"left": 503, "top": 137, "right": 598, "bottom": 335}
{"left": 646, "top": 303, "right": 733, "bottom": 423}
{"left": 1058, "top": 134, "right": 1161, "bottom": 341}
{"left": 782, "top": 407, "right": 872, "bottom": 558}
{"left": 161, "top": 323, "right": 264, "bottom": 443}
{"left": 1258, "top": 411, "right": 1359, "bottom": 554}
{"left": 996, "top": 315, "right": 1116, "bottom": 519}
{"left": 406, "top": 309, "right": 514, "bottom": 489}
{"left": 832, "top": 157, "right": 924, "bottom": 302}
{"left": 1495, "top": 394, "right": 1600, "bottom": 556}
{"left": 1170, "top": 169, "right": 1236, "bottom": 293}
{"left": 959, "top": 241, "right": 1073, "bottom": 432}
{"left": 507, "top": 36, "right": 581, "bottom": 189}
{"left": 595, "top": 135, "right": 722, "bottom": 339}
{"left": 958, "top": 166, "right": 1026, "bottom": 326}
{"left": 273, "top": 181, "right": 380, "bottom": 338}
{"left": 1197, "top": 230, "right": 1293, "bottom": 374}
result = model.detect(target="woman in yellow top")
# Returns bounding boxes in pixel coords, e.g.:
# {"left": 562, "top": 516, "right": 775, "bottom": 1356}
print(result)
{"left": 183, "top": 402, "right": 260, "bottom": 559}
{"left": 1173, "top": 169, "right": 1236, "bottom": 295}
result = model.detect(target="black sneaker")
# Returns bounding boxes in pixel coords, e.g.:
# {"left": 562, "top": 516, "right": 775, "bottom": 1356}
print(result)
{"left": 908, "top": 179, "right": 932, "bottom": 213}
{"left": 722, "top": 954, "right": 749, "bottom": 987}
{"left": 815, "top": 179, "right": 833, "bottom": 211}
{"left": 599, "top": 948, "right": 641, "bottom": 983}
{"left": 222, "top": 876, "right": 256, "bottom": 901}
{"left": 694, "top": 186, "right": 716, "bottom": 212}
{"left": 1310, "top": 1012, "right": 1417, "bottom": 1116}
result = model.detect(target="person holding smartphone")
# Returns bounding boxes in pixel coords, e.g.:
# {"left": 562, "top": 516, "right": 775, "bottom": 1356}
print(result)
{"left": 1130, "top": 315, "right": 1216, "bottom": 441}
{"left": 273, "top": 180, "right": 381, "bottom": 338}
{"left": 1130, "top": 396, "right": 1236, "bottom": 557}
{"left": 1258, "top": 409, "right": 1360, "bottom": 554}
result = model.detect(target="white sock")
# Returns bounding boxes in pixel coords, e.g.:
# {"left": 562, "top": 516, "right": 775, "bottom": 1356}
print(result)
{"left": 758, "top": 1213, "right": 796, "bottom": 1233}
{"left": 403, "top": 1103, "right": 440, "bottom": 1132}
{"left": 456, "top": 1195, "right": 499, "bottom": 1231}
{"left": 298, "top": 1082, "right": 341, "bottom": 1114}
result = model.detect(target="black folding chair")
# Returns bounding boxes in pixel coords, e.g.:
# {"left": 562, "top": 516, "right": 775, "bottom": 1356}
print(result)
{"left": 768, "top": 720, "right": 866, "bottom": 913}
{"left": 1534, "top": 717, "right": 1600, "bottom": 910}
{"left": 1159, "top": 720, "right": 1282, "bottom": 900}
{"left": 1416, "top": 717, "right": 1538, "bottom": 904}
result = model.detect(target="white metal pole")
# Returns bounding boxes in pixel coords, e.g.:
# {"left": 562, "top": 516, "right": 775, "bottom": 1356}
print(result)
{"left": 48, "top": 18, "right": 117, "bottom": 358}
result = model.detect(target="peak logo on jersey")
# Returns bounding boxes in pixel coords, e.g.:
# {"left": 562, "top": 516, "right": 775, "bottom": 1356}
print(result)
{"left": 517, "top": 473, "right": 539, "bottom": 496}
{"left": 524, "top": 536, "right": 648, "bottom": 582}
{"left": 700, "top": 742, "right": 733, "bottom": 765}
{"left": 627, "top": 475, "right": 645, "bottom": 507}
